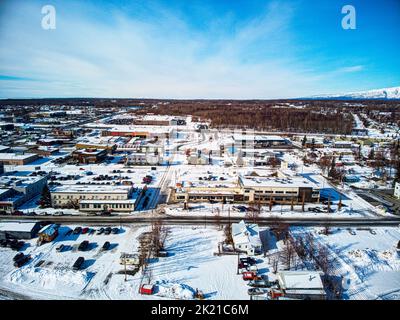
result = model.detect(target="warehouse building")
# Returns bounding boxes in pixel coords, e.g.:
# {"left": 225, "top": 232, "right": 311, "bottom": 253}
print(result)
{"left": 0, "top": 221, "right": 42, "bottom": 240}
{"left": 0, "top": 153, "right": 39, "bottom": 165}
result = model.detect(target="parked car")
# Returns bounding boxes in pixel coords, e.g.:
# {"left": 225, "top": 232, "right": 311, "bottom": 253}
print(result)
{"left": 111, "top": 227, "right": 119, "bottom": 235}
{"left": 78, "top": 240, "right": 89, "bottom": 251}
{"left": 0, "top": 239, "right": 9, "bottom": 247}
{"left": 13, "top": 252, "right": 24, "bottom": 262}
{"left": 56, "top": 244, "right": 65, "bottom": 252}
{"left": 142, "top": 175, "right": 153, "bottom": 184}
{"left": 72, "top": 257, "right": 85, "bottom": 270}
{"left": 248, "top": 288, "right": 267, "bottom": 296}
{"left": 10, "top": 240, "right": 24, "bottom": 251}
{"left": 240, "top": 257, "right": 257, "bottom": 265}
{"left": 102, "top": 241, "right": 111, "bottom": 251}
{"left": 98, "top": 211, "right": 111, "bottom": 216}
{"left": 96, "top": 227, "right": 105, "bottom": 235}
{"left": 14, "top": 255, "right": 30, "bottom": 268}
{"left": 248, "top": 279, "right": 269, "bottom": 288}
{"left": 242, "top": 271, "right": 257, "bottom": 281}
{"left": 65, "top": 229, "right": 73, "bottom": 236}
{"left": 73, "top": 227, "right": 82, "bottom": 235}
{"left": 89, "top": 229, "right": 96, "bottom": 235}
{"left": 104, "top": 227, "right": 112, "bottom": 235}
{"left": 81, "top": 227, "right": 89, "bottom": 234}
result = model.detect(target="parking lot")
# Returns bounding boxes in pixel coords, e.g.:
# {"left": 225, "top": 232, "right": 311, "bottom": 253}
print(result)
{"left": 0, "top": 224, "right": 144, "bottom": 299}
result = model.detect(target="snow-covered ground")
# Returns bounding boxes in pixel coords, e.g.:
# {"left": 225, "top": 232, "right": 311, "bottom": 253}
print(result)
{"left": 0, "top": 224, "right": 249, "bottom": 300}
{"left": 291, "top": 226, "right": 400, "bottom": 300}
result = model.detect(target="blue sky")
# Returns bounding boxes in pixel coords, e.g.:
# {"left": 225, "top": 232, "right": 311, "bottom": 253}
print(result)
{"left": 0, "top": 0, "right": 399, "bottom": 99}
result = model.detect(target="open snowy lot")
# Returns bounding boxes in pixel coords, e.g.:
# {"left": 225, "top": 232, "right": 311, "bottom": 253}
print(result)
{"left": 291, "top": 226, "right": 400, "bottom": 300}
{"left": 0, "top": 224, "right": 249, "bottom": 300}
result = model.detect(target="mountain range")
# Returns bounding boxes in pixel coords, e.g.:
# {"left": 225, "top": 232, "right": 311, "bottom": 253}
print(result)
{"left": 308, "top": 86, "right": 400, "bottom": 100}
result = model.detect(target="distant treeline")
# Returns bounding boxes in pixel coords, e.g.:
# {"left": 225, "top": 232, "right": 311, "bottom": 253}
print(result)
{"left": 134, "top": 100, "right": 360, "bottom": 134}
{"left": 2, "top": 98, "right": 400, "bottom": 134}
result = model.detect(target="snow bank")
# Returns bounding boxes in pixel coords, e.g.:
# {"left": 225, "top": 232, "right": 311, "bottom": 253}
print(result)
{"left": 155, "top": 281, "right": 195, "bottom": 300}
{"left": 8, "top": 265, "right": 93, "bottom": 292}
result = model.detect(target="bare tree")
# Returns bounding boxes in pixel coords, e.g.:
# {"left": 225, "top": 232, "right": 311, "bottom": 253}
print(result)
{"left": 271, "top": 254, "right": 280, "bottom": 274}
{"left": 282, "top": 240, "right": 296, "bottom": 270}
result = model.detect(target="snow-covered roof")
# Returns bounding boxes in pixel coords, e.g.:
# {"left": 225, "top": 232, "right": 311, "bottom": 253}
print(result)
{"left": 0, "top": 222, "right": 38, "bottom": 233}
{"left": 232, "top": 220, "right": 261, "bottom": 247}
{"left": 278, "top": 271, "right": 325, "bottom": 295}
{"left": 52, "top": 185, "right": 132, "bottom": 194}
{"left": 38, "top": 223, "right": 59, "bottom": 236}
{"left": 0, "top": 153, "right": 37, "bottom": 160}
{"left": 239, "top": 175, "right": 316, "bottom": 189}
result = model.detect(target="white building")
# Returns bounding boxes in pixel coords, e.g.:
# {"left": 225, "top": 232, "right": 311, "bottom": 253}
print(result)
{"left": 126, "top": 152, "right": 161, "bottom": 166}
{"left": 277, "top": 271, "right": 326, "bottom": 300}
{"left": 394, "top": 182, "right": 400, "bottom": 199}
{"left": 231, "top": 220, "right": 262, "bottom": 255}
{"left": 51, "top": 185, "right": 138, "bottom": 213}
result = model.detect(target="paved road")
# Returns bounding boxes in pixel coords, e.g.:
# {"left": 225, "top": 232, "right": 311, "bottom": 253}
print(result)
{"left": 1, "top": 214, "right": 399, "bottom": 227}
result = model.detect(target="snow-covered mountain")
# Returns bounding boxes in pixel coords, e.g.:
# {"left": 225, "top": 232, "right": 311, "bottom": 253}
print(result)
{"left": 309, "top": 86, "right": 400, "bottom": 100}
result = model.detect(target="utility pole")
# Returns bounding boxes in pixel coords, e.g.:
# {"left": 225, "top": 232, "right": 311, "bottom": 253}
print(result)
{"left": 237, "top": 252, "right": 240, "bottom": 275}
{"left": 124, "top": 258, "right": 127, "bottom": 282}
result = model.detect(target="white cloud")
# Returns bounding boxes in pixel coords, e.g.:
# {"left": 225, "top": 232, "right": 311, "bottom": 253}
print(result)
{"left": 337, "top": 65, "right": 365, "bottom": 73}
{"left": 0, "top": 1, "right": 345, "bottom": 99}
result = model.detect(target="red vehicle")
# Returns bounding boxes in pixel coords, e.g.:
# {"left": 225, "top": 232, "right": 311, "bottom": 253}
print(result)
{"left": 242, "top": 271, "right": 257, "bottom": 281}
{"left": 142, "top": 175, "right": 153, "bottom": 184}
{"left": 81, "top": 227, "right": 89, "bottom": 234}
{"left": 139, "top": 284, "right": 154, "bottom": 295}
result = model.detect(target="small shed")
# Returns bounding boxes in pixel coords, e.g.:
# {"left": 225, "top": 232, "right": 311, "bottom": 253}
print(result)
{"left": 140, "top": 284, "right": 154, "bottom": 295}
{"left": 38, "top": 224, "right": 59, "bottom": 243}
{"left": 120, "top": 253, "right": 140, "bottom": 265}
{"left": 277, "top": 271, "right": 326, "bottom": 300}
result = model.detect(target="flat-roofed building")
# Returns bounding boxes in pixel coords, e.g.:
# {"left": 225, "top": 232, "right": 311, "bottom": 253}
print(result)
{"left": 234, "top": 134, "right": 291, "bottom": 149}
{"left": 0, "top": 173, "right": 48, "bottom": 213}
{"left": 0, "top": 221, "right": 42, "bottom": 240}
{"left": 238, "top": 175, "right": 320, "bottom": 204}
{"left": 51, "top": 185, "right": 138, "bottom": 212}
{"left": 277, "top": 271, "right": 326, "bottom": 300}
{"left": 0, "top": 153, "right": 39, "bottom": 165}
{"left": 72, "top": 148, "right": 107, "bottom": 164}
{"left": 126, "top": 152, "right": 161, "bottom": 166}
{"left": 170, "top": 173, "right": 319, "bottom": 205}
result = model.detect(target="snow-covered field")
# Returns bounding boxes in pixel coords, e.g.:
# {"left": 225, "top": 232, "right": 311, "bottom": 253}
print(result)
{"left": 291, "top": 226, "right": 400, "bottom": 300}
{"left": 1, "top": 221, "right": 399, "bottom": 300}
{"left": 0, "top": 224, "right": 249, "bottom": 300}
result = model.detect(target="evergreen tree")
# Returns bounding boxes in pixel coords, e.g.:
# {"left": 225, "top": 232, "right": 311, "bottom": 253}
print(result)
{"left": 368, "top": 148, "right": 375, "bottom": 160}
{"left": 302, "top": 135, "right": 307, "bottom": 147}
{"left": 40, "top": 184, "right": 52, "bottom": 208}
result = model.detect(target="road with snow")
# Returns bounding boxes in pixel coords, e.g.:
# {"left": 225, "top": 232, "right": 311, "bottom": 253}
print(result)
{"left": 1, "top": 214, "right": 399, "bottom": 227}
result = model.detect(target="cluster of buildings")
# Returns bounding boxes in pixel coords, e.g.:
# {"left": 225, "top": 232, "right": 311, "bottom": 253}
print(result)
{"left": 0, "top": 171, "right": 48, "bottom": 214}
{"left": 169, "top": 170, "right": 320, "bottom": 206}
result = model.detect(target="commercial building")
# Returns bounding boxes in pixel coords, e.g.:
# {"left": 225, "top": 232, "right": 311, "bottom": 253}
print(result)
{"left": 0, "top": 222, "right": 42, "bottom": 240}
{"left": 125, "top": 152, "right": 161, "bottom": 166}
{"left": 0, "top": 153, "right": 39, "bottom": 165}
{"left": 51, "top": 185, "right": 138, "bottom": 213}
{"left": 101, "top": 125, "right": 173, "bottom": 140}
{"left": 170, "top": 173, "right": 320, "bottom": 205}
{"left": 234, "top": 134, "right": 292, "bottom": 149}
{"left": 72, "top": 148, "right": 107, "bottom": 164}
{"left": 0, "top": 173, "right": 48, "bottom": 213}
{"left": 238, "top": 175, "right": 320, "bottom": 204}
